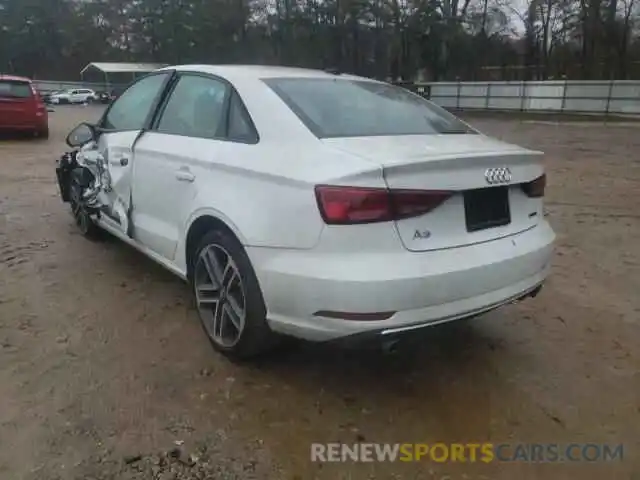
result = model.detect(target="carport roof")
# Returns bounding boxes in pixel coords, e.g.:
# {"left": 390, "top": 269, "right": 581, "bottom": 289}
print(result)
{"left": 80, "top": 62, "right": 168, "bottom": 75}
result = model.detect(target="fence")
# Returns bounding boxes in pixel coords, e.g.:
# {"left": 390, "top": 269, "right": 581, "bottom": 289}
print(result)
{"left": 33, "top": 78, "right": 640, "bottom": 115}
{"left": 416, "top": 80, "right": 640, "bottom": 115}
{"left": 32, "top": 80, "right": 127, "bottom": 94}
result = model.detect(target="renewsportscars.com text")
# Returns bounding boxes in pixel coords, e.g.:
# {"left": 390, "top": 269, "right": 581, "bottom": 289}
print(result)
{"left": 310, "top": 443, "right": 624, "bottom": 463}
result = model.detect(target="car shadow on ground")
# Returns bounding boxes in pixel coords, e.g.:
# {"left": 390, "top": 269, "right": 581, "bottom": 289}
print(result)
{"left": 95, "top": 224, "right": 505, "bottom": 382}
{"left": 255, "top": 318, "right": 498, "bottom": 388}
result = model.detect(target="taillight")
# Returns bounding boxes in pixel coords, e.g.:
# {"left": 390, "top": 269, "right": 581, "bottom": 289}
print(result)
{"left": 315, "top": 186, "right": 392, "bottom": 224}
{"left": 521, "top": 173, "right": 546, "bottom": 198}
{"left": 314, "top": 185, "right": 452, "bottom": 225}
{"left": 390, "top": 189, "right": 451, "bottom": 220}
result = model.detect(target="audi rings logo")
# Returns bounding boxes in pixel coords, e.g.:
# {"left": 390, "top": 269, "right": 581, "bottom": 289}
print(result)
{"left": 484, "top": 167, "right": 512, "bottom": 185}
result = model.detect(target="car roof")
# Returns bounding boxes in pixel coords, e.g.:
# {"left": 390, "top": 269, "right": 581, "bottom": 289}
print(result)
{"left": 161, "top": 64, "right": 375, "bottom": 83}
{"left": 0, "top": 74, "right": 32, "bottom": 83}
{"left": 152, "top": 65, "right": 384, "bottom": 143}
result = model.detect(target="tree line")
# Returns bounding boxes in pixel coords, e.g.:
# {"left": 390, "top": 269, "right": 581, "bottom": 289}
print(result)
{"left": 0, "top": 0, "right": 639, "bottom": 82}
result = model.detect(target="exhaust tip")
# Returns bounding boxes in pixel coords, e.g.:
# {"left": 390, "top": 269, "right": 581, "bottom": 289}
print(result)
{"left": 511, "top": 284, "right": 544, "bottom": 305}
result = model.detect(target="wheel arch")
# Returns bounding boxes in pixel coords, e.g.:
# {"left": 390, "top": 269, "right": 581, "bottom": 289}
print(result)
{"left": 184, "top": 212, "right": 246, "bottom": 281}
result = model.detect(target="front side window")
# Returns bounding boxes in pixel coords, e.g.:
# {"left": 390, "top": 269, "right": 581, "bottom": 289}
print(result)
{"left": 103, "top": 73, "right": 170, "bottom": 131}
{"left": 0, "top": 80, "right": 32, "bottom": 98}
{"left": 155, "top": 75, "right": 228, "bottom": 139}
{"left": 264, "top": 78, "right": 476, "bottom": 138}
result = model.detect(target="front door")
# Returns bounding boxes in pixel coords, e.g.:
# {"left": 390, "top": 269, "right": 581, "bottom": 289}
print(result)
{"left": 93, "top": 71, "right": 174, "bottom": 238}
{"left": 94, "top": 131, "right": 139, "bottom": 236}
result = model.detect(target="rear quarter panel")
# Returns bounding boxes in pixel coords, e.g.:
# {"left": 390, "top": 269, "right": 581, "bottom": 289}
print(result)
{"left": 162, "top": 136, "right": 384, "bottom": 273}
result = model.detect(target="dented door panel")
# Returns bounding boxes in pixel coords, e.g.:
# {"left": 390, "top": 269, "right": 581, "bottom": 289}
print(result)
{"left": 63, "top": 130, "right": 140, "bottom": 238}
{"left": 96, "top": 131, "right": 140, "bottom": 236}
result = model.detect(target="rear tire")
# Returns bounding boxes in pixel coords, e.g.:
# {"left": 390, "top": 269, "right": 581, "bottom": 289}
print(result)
{"left": 191, "top": 229, "right": 277, "bottom": 360}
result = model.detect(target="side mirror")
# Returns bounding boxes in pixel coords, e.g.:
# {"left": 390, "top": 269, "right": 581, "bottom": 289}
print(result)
{"left": 66, "top": 123, "right": 96, "bottom": 148}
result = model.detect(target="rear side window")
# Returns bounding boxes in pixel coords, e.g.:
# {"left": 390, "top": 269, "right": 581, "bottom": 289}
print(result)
{"left": 0, "top": 81, "right": 32, "bottom": 98}
{"left": 155, "top": 75, "right": 228, "bottom": 139}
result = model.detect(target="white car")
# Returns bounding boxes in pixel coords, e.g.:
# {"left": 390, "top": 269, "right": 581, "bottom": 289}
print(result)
{"left": 50, "top": 88, "right": 97, "bottom": 104}
{"left": 55, "top": 65, "right": 555, "bottom": 359}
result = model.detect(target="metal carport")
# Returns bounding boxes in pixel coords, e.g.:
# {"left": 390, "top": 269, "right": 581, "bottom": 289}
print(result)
{"left": 79, "top": 62, "right": 168, "bottom": 90}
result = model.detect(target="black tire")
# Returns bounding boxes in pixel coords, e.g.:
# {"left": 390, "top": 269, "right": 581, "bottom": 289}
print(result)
{"left": 192, "top": 229, "right": 277, "bottom": 360}
{"left": 69, "top": 180, "right": 102, "bottom": 240}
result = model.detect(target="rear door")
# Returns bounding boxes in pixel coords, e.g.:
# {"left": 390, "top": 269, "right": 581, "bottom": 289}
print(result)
{"left": 130, "top": 73, "right": 233, "bottom": 260}
{"left": 0, "top": 79, "right": 34, "bottom": 127}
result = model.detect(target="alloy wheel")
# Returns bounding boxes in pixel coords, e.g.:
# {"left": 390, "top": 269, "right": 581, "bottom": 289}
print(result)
{"left": 194, "top": 244, "right": 246, "bottom": 348}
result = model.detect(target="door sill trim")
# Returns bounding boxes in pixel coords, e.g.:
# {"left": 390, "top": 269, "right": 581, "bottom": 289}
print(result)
{"left": 96, "top": 218, "right": 187, "bottom": 281}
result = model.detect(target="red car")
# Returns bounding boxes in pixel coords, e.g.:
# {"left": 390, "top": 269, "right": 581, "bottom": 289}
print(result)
{"left": 0, "top": 74, "right": 49, "bottom": 138}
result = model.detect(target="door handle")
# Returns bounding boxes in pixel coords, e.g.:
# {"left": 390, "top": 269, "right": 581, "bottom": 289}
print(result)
{"left": 175, "top": 168, "right": 195, "bottom": 182}
{"left": 109, "top": 154, "right": 130, "bottom": 167}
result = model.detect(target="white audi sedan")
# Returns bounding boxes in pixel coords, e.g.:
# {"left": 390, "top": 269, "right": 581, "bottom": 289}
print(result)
{"left": 55, "top": 65, "right": 555, "bottom": 359}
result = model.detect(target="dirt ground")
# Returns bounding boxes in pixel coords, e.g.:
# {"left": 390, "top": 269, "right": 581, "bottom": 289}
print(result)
{"left": 0, "top": 106, "right": 638, "bottom": 480}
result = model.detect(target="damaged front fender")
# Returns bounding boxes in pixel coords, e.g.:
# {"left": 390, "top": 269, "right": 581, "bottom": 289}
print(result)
{"left": 55, "top": 144, "right": 111, "bottom": 217}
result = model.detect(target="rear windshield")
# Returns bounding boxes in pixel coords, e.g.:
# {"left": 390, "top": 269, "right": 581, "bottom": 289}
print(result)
{"left": 0, "top": 80, "right": 32, "bottom": 99}
{"left": 263, "top": 77, "right": 475, "bottom": 138}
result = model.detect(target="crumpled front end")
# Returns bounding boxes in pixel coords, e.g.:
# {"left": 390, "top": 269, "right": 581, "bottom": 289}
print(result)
{"left": 55, "top": 144, "right": 111, "bottom": 218}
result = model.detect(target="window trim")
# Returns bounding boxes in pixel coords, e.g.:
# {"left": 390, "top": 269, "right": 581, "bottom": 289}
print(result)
{"left": 150, "top": 70, "right": 260, "bottom": 145}
{"left": 97, "top": 70, "right": 175, "bottom": 133}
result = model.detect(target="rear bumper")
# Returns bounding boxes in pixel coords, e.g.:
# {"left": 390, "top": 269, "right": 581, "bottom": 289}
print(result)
{"left": 0, "top": 124, "right": 45, "bottom": 132}
{"left": 0, "top": 117, "right": 47, "bottom": 131}
{"left": 248, "top": 221, "right": 555, "bottom": 342}
{"left": 334, "top": 279, "right": 545, "bottom": 348}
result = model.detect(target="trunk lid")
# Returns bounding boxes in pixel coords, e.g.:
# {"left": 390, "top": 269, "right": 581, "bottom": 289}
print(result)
{"left": 322, "top": 134, "right": 545, "bottom": 252}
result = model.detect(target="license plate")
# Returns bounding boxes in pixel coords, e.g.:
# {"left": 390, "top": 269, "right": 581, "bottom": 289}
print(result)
{"left": 463, "top": 186, "right": 511, "bottom": 232}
